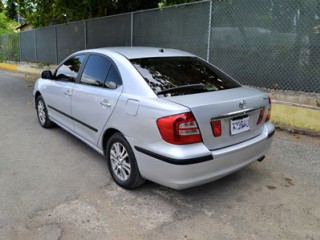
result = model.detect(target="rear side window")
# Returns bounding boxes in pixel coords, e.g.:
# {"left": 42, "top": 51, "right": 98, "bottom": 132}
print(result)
{"left": 130, "top": 57, "right": 241, "bottom": 96}
{"left": 105, "top": 66, "right": 122, "bottom": 89}
{"left": 80, "top": 55, "right": 111, "bottom": 87}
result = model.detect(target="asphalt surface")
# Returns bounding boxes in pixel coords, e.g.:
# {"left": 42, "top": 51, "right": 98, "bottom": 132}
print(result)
{"left": 0, "top": 69, "right": 319, "bottom": 240}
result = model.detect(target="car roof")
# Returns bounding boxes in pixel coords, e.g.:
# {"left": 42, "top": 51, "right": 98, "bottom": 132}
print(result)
{"left": 79, "top": 46, "right": 195, "bottom": 59}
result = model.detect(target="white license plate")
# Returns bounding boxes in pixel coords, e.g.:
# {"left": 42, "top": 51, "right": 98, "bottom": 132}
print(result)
{"left": 230, "top": 117, "right": 250, "bottom": 135}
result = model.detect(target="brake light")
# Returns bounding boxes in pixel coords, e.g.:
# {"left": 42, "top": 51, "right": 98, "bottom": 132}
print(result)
{"left": 211, "top": 120, "right": 221, "bottom": 137}
{"left": 265, "top": 97, "right": 272, "bottom": 122}
{"left": 157, "top": 112, "right": 202, "bottom": 144}
{"left": 257, "top": 109, "right": 265, "bottom": 125}
{"left": 266, "top": 109, "right": 271, "bottom": 122}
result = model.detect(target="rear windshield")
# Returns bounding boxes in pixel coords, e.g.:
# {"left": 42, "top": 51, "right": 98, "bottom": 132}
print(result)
{"left": 130, "top": 57, "right": 241, "bottom": 96}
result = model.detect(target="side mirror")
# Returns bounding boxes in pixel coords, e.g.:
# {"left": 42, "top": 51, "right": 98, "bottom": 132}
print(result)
{"left": 41, "top": 70, "right": 53, "bottom": 79}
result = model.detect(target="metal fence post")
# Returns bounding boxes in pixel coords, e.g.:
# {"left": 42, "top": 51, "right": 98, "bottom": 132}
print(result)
{"left": 34, "top": 30, "right": 38, "bottom": 62}
{"left": 54, "top": 26, "right": 58, "bottom": 64}
{"left": 206, "top": 0, "right": 212, "bottom": 62}
{"left": 84, "top": 20, "right": 87, "bottom": 49}
{"left": 18, "top": 32, "right": 22, "bottom": 62}
{"left": 131, "top": 12, "right": 134, "bottom": 46}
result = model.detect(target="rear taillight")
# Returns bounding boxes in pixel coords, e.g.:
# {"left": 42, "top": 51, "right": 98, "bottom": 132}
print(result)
{"left": 157, "top": 112, "right": 202, "bottom": 145}
{"left": 257, "top": 109, "right": 265, "bottom": 125}
{"left": 265, "top": 97, "right": 272, "bottom": 122}
{"left": 265, "top": 109, "right": 271, "bottom": 122}
{"left": 211, "top": 120, "right": 221, "bottom": 137}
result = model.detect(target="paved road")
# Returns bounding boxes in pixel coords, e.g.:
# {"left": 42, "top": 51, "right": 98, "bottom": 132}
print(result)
{"left": 0, "top": 69, "right": 319, "bottom": 240}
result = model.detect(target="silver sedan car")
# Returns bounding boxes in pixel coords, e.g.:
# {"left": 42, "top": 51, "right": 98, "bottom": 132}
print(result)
{"left": 33, "top": 47, "right": 275, "bottom": 190}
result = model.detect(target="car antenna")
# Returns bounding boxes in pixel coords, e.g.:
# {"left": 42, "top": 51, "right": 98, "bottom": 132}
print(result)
{"left": 159, "top": 48, "right": 164, "bottom": 53}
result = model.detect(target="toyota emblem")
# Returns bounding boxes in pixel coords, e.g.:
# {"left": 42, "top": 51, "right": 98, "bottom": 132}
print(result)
{"left": 239, "top": 100, "right": 246, "bottom": 109}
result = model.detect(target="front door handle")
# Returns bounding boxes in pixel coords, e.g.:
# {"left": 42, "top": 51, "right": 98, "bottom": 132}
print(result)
{"left": 100, "top": 99, "right": 111, "bottom": 107}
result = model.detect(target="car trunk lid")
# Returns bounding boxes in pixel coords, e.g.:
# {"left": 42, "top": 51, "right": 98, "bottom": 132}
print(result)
{"left": 165, "top": 87, "right": 270, "bottom": 150}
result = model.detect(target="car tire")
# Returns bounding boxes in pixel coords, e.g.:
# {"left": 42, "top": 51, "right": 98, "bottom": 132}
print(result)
{"left": 36, "top": 95, "right": 53, "bottom": 128}
{"left": 106, "top": 133, "right": 145, "bottom": 189}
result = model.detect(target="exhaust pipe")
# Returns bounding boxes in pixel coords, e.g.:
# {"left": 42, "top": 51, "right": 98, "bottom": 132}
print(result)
{"left": 257, "top": 156, "right": 265, "bottom": 162}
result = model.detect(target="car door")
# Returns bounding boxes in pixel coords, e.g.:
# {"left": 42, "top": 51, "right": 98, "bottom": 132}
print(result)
{"left": 72, "top": 54, "right": 123, "bottom": 145}
{"left": 44, "top": 54, "right": 86, "bottom": 131}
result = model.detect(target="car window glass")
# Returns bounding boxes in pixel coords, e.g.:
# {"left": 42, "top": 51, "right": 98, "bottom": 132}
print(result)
{"left": 80, "top": 55, "right": 112, "bottom": 87}
{"left": 104, "top": 65, "right": 122, "bottom": 89}
{"left": 130, "top": 57, "right": 241, "bottom": 96}
{"left": 55, "top": 55, "right": 86, "bottom": 82}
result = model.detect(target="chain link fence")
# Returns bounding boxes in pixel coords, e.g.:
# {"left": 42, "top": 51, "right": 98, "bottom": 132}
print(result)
{"left": 0, "top": 33, "right": 19, "bottom": 62}
{"left": 0, "top": 0, "right": 319, "bottom": 93}
{"left": 134, "top": 1, "right": 210, "bottom": 60}
{"left": 86, "top": 14, "right": 132, "bottom": 49}
{"left": 209, "top": 0, "right": 320, "bottom": 93}
{"left": 36, "top": 26, "right": 56, "bottom": 63}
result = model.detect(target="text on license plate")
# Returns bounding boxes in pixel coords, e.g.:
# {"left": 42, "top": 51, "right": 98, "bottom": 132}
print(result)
{"left": 230, "top": 117, "right": 250, "bottom": 135}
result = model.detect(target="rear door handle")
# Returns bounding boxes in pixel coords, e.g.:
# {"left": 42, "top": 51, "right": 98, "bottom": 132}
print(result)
{"left": 64, "top": 90, "right": 72, "bottom": 97}
{"left": 100, "top": 99, "right": 111, "bottom": 107}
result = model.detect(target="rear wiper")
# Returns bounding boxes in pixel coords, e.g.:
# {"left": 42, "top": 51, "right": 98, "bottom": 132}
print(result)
{"left": 157, "top": 83, "right": 207, "bottom": 95}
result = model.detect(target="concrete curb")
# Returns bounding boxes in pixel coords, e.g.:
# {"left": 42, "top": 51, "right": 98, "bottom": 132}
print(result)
{"left": 1, "top": 62, "right": 319, "bottom": 135}
{"left": 0, "top": 63, "right": 17, "bottom": 71}
{"left": 272, "top": 103, "right": 320, "bottom": 133}
{"left": 0, "top": 62, "right": 54, "bottom": 76}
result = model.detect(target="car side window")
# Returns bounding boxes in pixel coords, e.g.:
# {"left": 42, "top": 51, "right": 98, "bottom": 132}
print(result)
{"left": 55, "top": 55, "right": 86, "bottom": 82}
{"left": 105, "top": 65, "right": 122, "bottom": 89}
{"left": 80, "top": 55, "right": 112, "bottom": 87}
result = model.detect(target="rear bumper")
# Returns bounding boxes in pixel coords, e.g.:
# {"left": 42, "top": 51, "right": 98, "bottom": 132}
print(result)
{"left": 131, "top": 123, "right": 275, "bottom": 190}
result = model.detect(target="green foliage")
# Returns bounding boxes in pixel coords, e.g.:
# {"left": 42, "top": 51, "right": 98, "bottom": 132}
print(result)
{"left": 0, "top": 1, "right": 4, "bottom": 13}
{"left": 0, "top": 11, "right": 18, "bottom": 35}
{"left": 7, "top": 0, "right": 198, "bottom": 28}
{"left": 5, "top": 0, "right": 17, "bottom": 20}
{"left": 15, "top": 0, "right": 160, "bottom": 28}
{"left": 158, "top": 0, "right": 200, "bottom": 8}
{"left": 107, "top": 0, "right": 159, "bottom": 14}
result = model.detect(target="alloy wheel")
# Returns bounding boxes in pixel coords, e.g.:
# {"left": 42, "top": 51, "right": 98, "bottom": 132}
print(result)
{"left": 110, "top": 142, "right": 131, "bottom": 181}
{"left": 37, "top": 100, "right": 46, "bottom": 125}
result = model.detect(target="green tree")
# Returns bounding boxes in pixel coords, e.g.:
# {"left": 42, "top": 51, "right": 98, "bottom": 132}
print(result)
{"left": 0, "top": 11, "right": 18, "bottom": 35}
{"left": 106, "top": 0, "right": 160, "bottom": 15}
{"left": 15, "top": 0, "right": 161, "bottom": 28}
{"left": 14, "top": 0, "right": 203, "bottom": 27}
{"left": 0, "top": 1, "right": 4, "bottom": 13}
{"left": 158, "top": 0, "right": 200, "bottom": 8}
{"left": 0, "top": 1, "right": 18, "bottom": 35}
{"left": 5, "top": 0, "right": 17, "bottom": 20}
